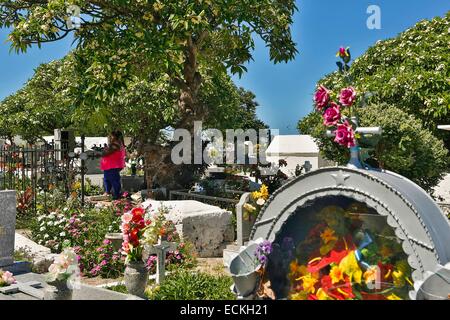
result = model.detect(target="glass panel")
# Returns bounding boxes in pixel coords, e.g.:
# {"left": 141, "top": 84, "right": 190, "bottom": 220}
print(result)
{"left": 265, "top": 196, "right": 414, "bottom": 300}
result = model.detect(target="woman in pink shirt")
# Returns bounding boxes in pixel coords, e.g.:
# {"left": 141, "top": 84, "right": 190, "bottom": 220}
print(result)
{"left": 100, "top": 131, "right": 126, "bottom": 200}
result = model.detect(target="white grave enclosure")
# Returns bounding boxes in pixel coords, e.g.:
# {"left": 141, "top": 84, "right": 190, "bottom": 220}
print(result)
{"left": 265, "top": 135, "right": 335, "bottom": 177}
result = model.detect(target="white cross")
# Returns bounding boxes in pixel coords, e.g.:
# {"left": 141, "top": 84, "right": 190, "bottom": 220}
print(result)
{"left": 147, "top": 238, "right": 177, "bottom": 284}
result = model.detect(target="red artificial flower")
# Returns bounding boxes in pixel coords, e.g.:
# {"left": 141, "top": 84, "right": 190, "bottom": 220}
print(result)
{"left": 129, "top": 228, "right": 140, "bottom": 246}
{"left": 132, "top": 207, "right": 145, "bottom": 217}
{"left": 307, "top": 249, "right": 349, "bottom": 273}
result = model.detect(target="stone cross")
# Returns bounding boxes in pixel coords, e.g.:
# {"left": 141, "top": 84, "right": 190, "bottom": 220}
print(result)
{"left": 0, "top": 281, "right": 44, "bottom": 300}
{"left": 0, "top": 191, "right": 16, "bottom": 268}
{"left": 303, "top": 161, "right": 312, "bottom": 173}
{"left": 148, "top": 238, "right": 177, "bottom": 284}
{"left": 327, "top": 119, "right": 383, "bottom": 169}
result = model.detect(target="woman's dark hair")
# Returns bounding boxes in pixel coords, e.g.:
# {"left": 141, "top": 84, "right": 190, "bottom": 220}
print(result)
{"left": 110, "top": 130, "right": 125, "bottom": 146}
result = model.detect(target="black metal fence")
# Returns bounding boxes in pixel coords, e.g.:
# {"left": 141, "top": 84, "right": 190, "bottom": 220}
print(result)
{"left": 0, "top": 144, "right": 79, "bottom": 214}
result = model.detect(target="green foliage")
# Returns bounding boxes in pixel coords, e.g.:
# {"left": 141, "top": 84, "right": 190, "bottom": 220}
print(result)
{"left": 0, "top": 56, "right": 78, "bottom": 142}
{"left": 148, "top": 270, "right": 235, "bottom": 300}
{"left": 360, "top": 104, "right": 448, "bottom": 191}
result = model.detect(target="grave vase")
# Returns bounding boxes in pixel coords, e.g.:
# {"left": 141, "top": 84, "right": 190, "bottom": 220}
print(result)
{"left": 45, "top": 279, "right": 73, "bottom": 300}
{"left": 124, "top": 261, "right": 148, "bottom": 298}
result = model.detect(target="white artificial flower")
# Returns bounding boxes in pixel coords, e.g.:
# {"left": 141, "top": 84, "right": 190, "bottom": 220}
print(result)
{"left": 44, "top": 234, "right": 49, "bottom": 239}
{"left": 40, "top": 226, "right": 45, "bottom": 232}
{"left": 256, "top": 198, "right": 266, "bottom": 206}
{"left": 47, "top": 221, "right": 54, "bottom": 226}
{"left": 59, "top": 232, "right": 66, "bottom": 237}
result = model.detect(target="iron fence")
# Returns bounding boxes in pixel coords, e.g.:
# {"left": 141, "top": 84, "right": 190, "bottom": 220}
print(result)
{"left": 0, "top": 144, "right": 81, "bottom": 214}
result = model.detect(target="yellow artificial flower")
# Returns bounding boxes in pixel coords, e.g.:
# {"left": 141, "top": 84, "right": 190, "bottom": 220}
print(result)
{"left": 330, "top": 265, "right": 344, "bottom": 284}
{"left": 392, "top": 270, "right": 405, "bottom": 288}
{"left": 320, "top": 228, "right": 338, "bottom": 244}
{"left": 290, "top": 291, "right": 308, "bottom": 300}
{"left": 339, "top": 251, "right": 362, "bottom": 284}
{"left": 299, "top": 274, "right": 318, "bottom": 294}
{"left": 260, "top": 184, "right": 269, "bottom": 200}
{"left": 243, "top": 203, "right": 256, "bottom": 213}
{"left": 317, "top": 288, "right": 333, "bottom": 300}
{"left": 387, "top": 293, "right": 402, "bottom": 300}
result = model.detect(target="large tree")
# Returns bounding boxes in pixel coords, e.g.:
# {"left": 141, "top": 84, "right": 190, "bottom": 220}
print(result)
{"left": 1, "top": 0, "right": 297, "bottom": 188}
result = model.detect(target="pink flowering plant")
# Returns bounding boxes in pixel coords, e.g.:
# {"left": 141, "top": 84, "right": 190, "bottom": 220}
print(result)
{"left": 0, "top": 269, "right": 16, "bottom": 287}
{"left": 314, "top": 47, "right": 362, "bottom": 149}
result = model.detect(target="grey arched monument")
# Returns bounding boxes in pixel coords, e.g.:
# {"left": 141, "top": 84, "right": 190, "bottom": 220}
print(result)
{"left": 250, "top": 167, "right": 450, "bottom": 284}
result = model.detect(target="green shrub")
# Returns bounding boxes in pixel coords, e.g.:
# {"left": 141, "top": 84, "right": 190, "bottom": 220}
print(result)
{"left": 148, "top": 270, "right": 235, "bottom": 300}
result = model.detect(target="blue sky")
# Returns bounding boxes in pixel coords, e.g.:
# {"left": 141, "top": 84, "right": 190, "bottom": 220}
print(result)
{"left": 0, "top": 0, "right": 448, "bottom": 134}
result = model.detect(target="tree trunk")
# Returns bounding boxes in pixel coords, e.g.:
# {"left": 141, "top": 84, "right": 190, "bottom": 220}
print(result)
{"left": 142, "top": 35, "right": 209, "bottom": 192}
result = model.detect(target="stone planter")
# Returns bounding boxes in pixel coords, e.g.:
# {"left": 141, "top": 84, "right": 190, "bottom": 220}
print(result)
{"left": 44, "top": 279, "right": 73, "bottom": 300}
{"left": 124, "top": 261, "right": 148, "bottom": 298}
{"left": 105, "top": 233, "right": 123, "bottom": 252}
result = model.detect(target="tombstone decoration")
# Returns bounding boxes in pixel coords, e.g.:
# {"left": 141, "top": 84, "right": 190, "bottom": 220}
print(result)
{"left": 147, "top": 237, "right": 177, "bottom": 284}
{"left": 229, "top": 48, "right": 450, "bottom": 300}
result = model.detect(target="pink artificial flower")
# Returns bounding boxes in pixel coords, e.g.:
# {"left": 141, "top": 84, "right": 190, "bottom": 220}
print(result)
{"left": 1, "top": 271, "right": 16, "bottom": 285}
{"left": 314, "top": 85, "right": 330, "bottom": 110}
{"left": 334, "top": 120, "right": 356, "bottom": 148}
{"left": 323, "top": 102, "right": 341, "bottom": 126}
{"left": 339, "top": 87, "right": 357, "bottom": 107}
{"left": 122, "top": 212, "right": 133, "bottom": 224}
{"left": 122, "top": 240, "right": 130, "bottom": 253}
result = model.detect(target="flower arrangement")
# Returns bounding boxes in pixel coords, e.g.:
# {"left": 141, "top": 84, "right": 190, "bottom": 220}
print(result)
{"left": 243, "top": 184, "right": 269, "bottom": 220}
{"left": 46, "top": 247, "right": 80, "bottom": 284}
{"left": 121, "top": 207, "right": 148, "bottom": 263}
{"left": 255, "top": 240, "right": 273, "bottom": 266}
{"left": 284, "top": 205, "right": 413, "bottom": 300}
{"left": 314, "top": 47, "right": 360, "bottom": 149}
{"left": 0, "top": 270, "right": 16, "bottom": 287}
{"left": 140, "top": 205, "right": 177, "bottom": 246}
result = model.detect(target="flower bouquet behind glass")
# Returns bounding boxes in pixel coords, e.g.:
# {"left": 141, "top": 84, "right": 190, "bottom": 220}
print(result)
{"left": 45, "top": 247, "right": 80, "bottom": 300}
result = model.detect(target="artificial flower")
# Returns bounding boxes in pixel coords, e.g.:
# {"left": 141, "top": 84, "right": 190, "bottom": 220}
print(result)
{"left": 243, "top": 203, "right": 256, "bottom": 213}
{"left": 329, "top": 265, "right": 344, "bottom": 284}
{"left": 314, "top": 85, "right": 330, "bottom": 110}
{"left": 256, "top": 198, "right": 266, "bottom": 206}
{"left": 387, "top": 293, "right": 402, "bottom": 300}
{"left": 320, "top": 228, "right": 338, "bottom": 244}
{"left": 339, "top": 251, "right": 362, "bottom": 284}
{"left": 298, "top": 274, "right": 318, "bottom": 294}
{"left": 339, "top": 87, "right": 357, "bottom": 107}
{"left": 316, "top": 288, "right": 333, "bottom": 300}
{"left": 308, "top": 249, "right": 349, "bottom": 273}
{"left": 334, "top": 120, "right": 356, "bottom": 148}
{"left": 323, "top": 102, "right": 341, "bottom": 126}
